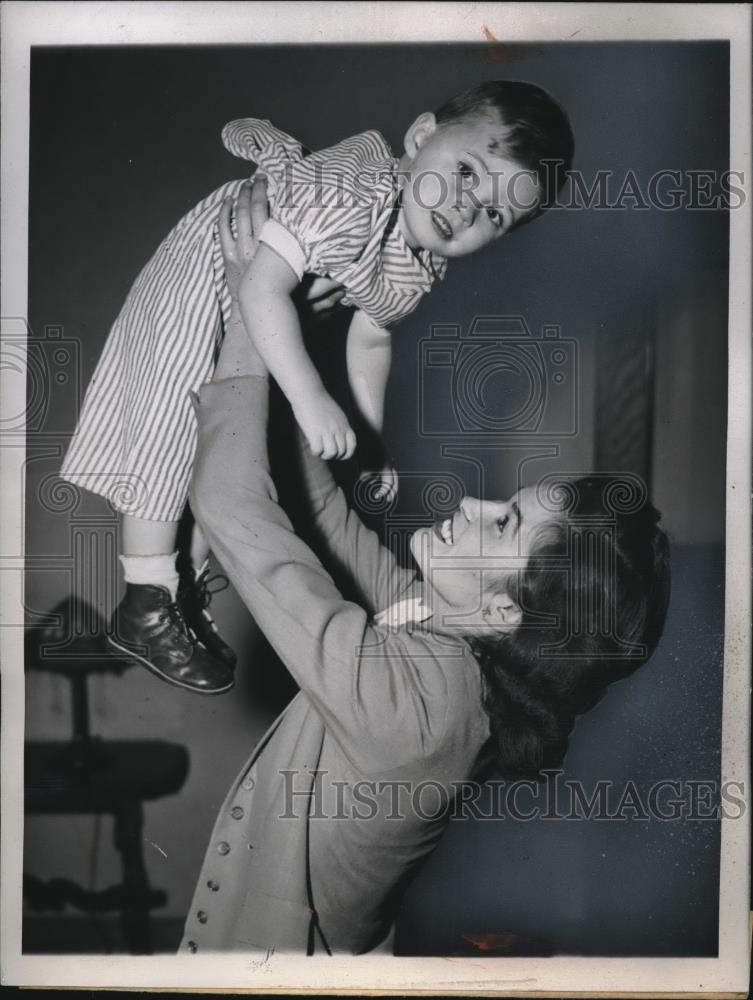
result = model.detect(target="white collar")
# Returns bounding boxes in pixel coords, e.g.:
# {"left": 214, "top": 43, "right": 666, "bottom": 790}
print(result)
{"left": 374, "top": 596, "right": 433, "bottom": 631}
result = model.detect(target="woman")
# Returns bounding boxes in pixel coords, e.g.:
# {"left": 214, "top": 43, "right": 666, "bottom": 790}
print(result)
{"left": 180, "top": 178, "right": 670, "bottom": 955}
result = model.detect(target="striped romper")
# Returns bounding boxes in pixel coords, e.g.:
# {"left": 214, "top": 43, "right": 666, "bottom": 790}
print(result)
{"left": 60, "top": 119, "right": 447, "bottom": 521}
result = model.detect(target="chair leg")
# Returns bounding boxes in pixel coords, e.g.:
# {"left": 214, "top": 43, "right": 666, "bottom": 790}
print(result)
{"left": 113, "top": 799, "right": 152, "bottom": 954}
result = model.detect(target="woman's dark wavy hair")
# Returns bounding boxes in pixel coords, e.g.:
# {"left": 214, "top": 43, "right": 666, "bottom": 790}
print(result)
{"left": 434, "top": 80, "right": 575, "bottom": 215}
{"left": 469, "top": 476, "right": 671, "bottom": 781}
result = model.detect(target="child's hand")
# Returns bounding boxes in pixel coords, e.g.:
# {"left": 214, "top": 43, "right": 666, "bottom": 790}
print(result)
{"left": 358, "top": 463, "right": 398, "bottom": 504}
{"left": 354, "top": 425, "right": 398, "bottom": 503}
{"left": 294, "top": 390, "right": 357, "bottom": 461}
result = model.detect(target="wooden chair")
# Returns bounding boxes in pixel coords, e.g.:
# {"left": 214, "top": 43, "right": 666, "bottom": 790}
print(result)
{"left": 23, "top": 600, "right": 190, "bottom": 954}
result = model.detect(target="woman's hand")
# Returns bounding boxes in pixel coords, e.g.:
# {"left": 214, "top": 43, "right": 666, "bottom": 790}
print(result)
{"left": 218, "top": 176, "right": 270, "bottom": 301}
{"left": 214, "top": 177, "right": 272, "bottom": 380}
{"left": 295, "top": 275, "right": 347, "bottom": 318}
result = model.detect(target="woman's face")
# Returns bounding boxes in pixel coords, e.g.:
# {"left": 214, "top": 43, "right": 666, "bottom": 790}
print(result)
{"left": 409, "top": 488, "right": 559, "bottom": 628}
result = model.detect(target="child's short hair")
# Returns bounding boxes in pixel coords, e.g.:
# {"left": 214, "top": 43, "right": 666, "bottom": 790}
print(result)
{"left": 434, "top": 80, "right": 575, "bottom": 216}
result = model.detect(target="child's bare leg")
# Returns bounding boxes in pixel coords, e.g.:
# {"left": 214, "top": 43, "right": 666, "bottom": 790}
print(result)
{"left": 120, "top": 513, "right": 180, "bottom": 600}
{"left": 121, "top": 514, "right": 180, "bottom": 556}
{"left": 121, "top": 515, "right": 211, "bottom": 577}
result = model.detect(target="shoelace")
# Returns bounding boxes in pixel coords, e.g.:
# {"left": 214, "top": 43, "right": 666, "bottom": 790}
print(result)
{"left": 181, "top": 568, "right": 230, "bottom": 613}
{"left": 158, "top": 599, "right": 195, "bottom": 647}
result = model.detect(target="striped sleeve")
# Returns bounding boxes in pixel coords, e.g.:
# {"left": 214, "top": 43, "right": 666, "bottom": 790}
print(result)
{"left": 221, "top": 118, "right": 306, "bottom": 171}
{"left": 275, "top": 183, "right": 374, "bottom": 278}
{"left": 222, "top": 120, "right": 377, "bottom": 280}
{"left": 219, "top": 122, "right": 436, "bottom": 323}
{"left": 270, "top": 132, "right": 392, "bottom": 281}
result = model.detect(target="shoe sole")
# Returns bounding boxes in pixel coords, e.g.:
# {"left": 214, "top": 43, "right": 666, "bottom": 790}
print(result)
{"left": 106, "top": 634, "right": 235, "bottom": 695}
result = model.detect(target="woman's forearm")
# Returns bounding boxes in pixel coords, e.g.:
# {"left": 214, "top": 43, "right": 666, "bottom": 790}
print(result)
{"left": 213, "top": 298, "right": 267, "bottom": 381}
{"left": 190, "top": 375, "right": 433, "bottom": 775}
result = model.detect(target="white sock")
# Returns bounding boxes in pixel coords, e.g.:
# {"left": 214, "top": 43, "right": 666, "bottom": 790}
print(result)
{"left": 120, "top": 553, "right": 180, "bottom": 601}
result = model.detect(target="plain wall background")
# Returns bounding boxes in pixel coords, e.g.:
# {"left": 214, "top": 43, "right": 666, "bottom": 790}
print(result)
{"left": 23, "top": 41, "right": 728, "bottom": 950}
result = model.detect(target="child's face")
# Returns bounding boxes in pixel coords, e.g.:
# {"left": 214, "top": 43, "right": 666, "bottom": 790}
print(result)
{"left": 398, "top": 112, "right": 540, "bottom": 258}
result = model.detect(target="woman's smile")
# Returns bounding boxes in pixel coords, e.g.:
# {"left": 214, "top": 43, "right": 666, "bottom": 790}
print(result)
{"left": 434, "top": 516, "right": 455, "bottom": 545}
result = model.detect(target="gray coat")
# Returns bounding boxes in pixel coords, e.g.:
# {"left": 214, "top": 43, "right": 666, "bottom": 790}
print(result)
{"left": 180, "top": 377, "right": 489, "bottom": 955}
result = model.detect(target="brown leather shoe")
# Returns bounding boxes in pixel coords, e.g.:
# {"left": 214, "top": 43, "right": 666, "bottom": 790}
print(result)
{"left": 107, "top": 584, "right": 234, "bottom": 694}
{"left": 178, "top": 568, "right": 237, "bottom": 669}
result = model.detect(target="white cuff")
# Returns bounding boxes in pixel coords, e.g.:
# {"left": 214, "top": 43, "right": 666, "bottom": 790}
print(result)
{"left": 258, "top": 219, "right": 306, "bottom": 282}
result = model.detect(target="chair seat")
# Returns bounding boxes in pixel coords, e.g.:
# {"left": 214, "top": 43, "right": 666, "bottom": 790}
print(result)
{"left": 25, "top": 740, "right": 190, "bottom": 815}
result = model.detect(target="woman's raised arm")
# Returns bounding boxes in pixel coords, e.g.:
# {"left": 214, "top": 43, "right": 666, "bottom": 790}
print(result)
{"left": 216, "top": 181, "right": 415, "bottom": 614}
{"left": 191, "top": 184, "right": 448, "bottom": 774}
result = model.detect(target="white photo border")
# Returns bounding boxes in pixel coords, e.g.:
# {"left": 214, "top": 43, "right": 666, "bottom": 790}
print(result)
{"left": 1, "top": 2, "right": 750, "bottom": 994}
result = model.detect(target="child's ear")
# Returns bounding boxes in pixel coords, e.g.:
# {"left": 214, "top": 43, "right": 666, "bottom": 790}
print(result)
{"left": 403, "top": 112, "right": 437, "bottom": 159}
{"left": 484, "top": 592, "right": 523, "bottom": 631}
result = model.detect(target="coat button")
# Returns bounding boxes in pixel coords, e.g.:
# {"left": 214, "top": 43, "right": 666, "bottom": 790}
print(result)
{"left": 231, "top": 806, "right": 244, "bottom": 820}
{"left": 217, "top": 841, "right": 230, "bottom": 855}
{"left": 197, "top": 910, "right": 208, "bottom": 924}
{"left": 242, "top": 775, "right": 255, "bottom": 790}
{"left": 187, "top": 941, "right": 198, "bottom": 953}
{"left": 207, "top": 879, "right": 220, "bottom": 892}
